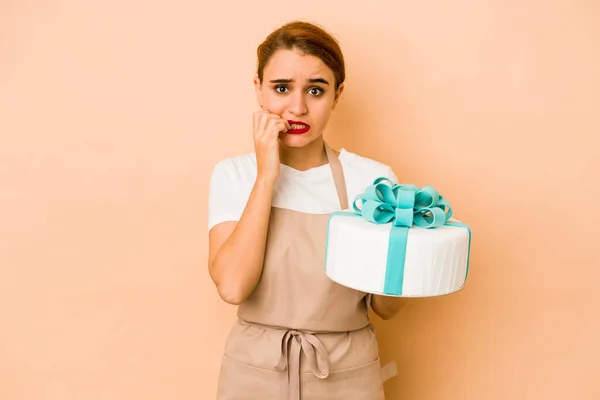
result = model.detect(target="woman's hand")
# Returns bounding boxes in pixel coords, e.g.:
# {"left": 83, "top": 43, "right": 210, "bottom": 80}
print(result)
{"left": 253, "top": 111, "right": 290, "bottom": 183}
{"left": 208, "top": 111, "right": 289, "bottom": 305}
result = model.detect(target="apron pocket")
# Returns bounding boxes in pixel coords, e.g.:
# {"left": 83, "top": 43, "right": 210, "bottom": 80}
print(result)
{"left": 301, "top": 357, "right": 385, "bottom": 399}
{"left": 216, "top": 354, "right": 281, "bottom": 400}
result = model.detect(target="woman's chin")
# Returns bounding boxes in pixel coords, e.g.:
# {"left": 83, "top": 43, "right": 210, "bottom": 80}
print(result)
{"left": 279, "top": 133, "right": 317, "bottom": 148}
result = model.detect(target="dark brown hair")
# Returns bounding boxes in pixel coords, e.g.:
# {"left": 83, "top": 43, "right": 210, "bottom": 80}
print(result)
{"left": 256, "top": 21, "right": 345, "bottom": 89}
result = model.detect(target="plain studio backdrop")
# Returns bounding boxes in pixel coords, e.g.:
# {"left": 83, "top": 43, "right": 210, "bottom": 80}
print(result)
{"left": 1, "top": 1, "right": 598, "bottom": 399}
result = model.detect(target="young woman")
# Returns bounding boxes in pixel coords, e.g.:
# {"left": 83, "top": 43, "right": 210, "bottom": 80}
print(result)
{"left": 208, "top": 20, "right": 407, "bottom": 399}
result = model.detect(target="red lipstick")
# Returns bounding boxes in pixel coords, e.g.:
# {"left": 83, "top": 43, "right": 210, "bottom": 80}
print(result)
{"left": 287, "top": 120, "right": 311, "bottom": 134}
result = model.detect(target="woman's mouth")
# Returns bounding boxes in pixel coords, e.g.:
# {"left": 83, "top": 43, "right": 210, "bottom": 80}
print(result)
{"left": 287, "top": 120, "right": 310, "bottom": 134}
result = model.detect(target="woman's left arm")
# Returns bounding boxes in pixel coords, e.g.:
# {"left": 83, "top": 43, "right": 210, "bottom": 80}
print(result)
{"left": 371, "top": 295, "right": 409, "bottom": 320}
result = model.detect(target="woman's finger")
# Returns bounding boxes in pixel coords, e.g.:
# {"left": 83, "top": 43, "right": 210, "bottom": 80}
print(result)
{"left": 257, "top": 111, "right": 272, "bottom": 136}
{"left": 253, "top": 111, "right": 262, "bottom": 132}
{"left": 268, "top": 118, "right": 288, "bottom": 136}
{"left": 281, "top": 118, "right": 292, "bottom": 131}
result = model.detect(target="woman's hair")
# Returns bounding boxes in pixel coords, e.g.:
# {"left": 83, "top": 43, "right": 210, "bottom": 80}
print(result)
{"left": 256, "top": 21, "right": 345, "bottom": 89}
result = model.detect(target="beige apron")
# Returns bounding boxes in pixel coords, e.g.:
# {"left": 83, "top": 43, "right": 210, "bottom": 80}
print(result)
{"left": 216, "top": 143, "right": 385, "bottom": 400}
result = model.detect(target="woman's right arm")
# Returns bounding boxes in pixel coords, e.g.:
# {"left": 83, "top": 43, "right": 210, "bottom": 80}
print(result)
{"left": 208, "top": 111, "right": 290, "bottom": 305}
{"left": 208, "top": 177, "right": 275, "bottom": 305}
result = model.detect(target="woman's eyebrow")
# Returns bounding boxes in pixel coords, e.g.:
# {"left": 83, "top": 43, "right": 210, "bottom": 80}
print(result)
{"left": 308, "top": 78, "right": 329, "bottom": 85}
{"left": 269, "top": 78, "right": 330, "bottom": 85}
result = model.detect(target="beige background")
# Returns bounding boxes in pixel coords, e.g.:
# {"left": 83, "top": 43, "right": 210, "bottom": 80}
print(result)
{"left": 1, "top": 1, "right": 598, "bottom": 399}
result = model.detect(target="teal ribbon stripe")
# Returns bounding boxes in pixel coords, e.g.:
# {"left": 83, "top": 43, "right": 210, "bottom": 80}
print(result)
{"left": 326, "top": 177, "right": 471, "bottom": 296}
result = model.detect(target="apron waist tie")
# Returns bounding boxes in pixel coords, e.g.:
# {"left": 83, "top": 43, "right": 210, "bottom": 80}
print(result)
{"left": 275, "top": 329, "right": 330, "bottom": 400}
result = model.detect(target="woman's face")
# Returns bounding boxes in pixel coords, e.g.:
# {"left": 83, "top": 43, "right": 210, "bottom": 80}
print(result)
{"left": 254, "top": 48, "right": 344, "bottom": 148}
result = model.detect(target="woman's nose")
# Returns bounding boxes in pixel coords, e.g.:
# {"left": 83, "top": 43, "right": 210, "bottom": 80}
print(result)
{"left": 288, "top": 92, "right": 308, "bottom": 115}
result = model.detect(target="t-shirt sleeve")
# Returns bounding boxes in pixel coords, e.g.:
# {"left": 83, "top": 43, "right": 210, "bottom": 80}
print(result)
{"left": 207, "top": 159, "right": 247, "bottom": 232}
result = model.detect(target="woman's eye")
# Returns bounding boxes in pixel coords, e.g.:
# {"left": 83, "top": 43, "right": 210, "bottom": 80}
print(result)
{"left": 275, "top": 86, "right": 288, "bottom": 93}
{"left": 308, "top": 87, "right": 324, "bottom": 96}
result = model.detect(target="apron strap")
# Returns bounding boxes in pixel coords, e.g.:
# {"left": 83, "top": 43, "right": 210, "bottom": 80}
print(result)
{"left": 324, "top": 142, "right": 349, "bottom": 210}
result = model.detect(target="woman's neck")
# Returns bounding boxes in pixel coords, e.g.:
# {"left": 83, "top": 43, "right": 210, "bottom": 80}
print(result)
{"left": 278, "top": 137, "right": 330, "bottom": 171}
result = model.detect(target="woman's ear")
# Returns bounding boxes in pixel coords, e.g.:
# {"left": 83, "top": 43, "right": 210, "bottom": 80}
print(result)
{"left": 253, "top": 75, "right": 263, "bottom": 108}
{"left": 332, "top": 83, "right": 345, "bottom": 110}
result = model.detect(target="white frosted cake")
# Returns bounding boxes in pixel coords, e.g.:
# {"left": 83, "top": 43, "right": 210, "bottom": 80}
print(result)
{"left": 324, "top": 178, "right": 471, "bottom": 298}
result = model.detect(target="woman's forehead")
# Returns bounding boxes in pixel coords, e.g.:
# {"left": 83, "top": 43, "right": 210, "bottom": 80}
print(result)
{"left": 263, "top": 49, "right": 334, "bottom": 81}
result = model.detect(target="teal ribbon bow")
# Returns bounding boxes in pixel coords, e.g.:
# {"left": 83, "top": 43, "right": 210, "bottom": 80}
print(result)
{"left": 352, "top": 177, "right": 453, "bottom": 228}
{"left": 344, "top": 177, "right": 467, "bottom": 296}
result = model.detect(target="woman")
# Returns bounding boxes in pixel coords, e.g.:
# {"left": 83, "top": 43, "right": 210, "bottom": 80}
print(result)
{"left": 208, "top": 20, "right": 407, "bottom": 399}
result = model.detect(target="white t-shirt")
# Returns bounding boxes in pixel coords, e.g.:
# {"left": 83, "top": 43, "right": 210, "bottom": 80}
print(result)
{"left": 207, "top": 148, "right": 398, "bottom": 232}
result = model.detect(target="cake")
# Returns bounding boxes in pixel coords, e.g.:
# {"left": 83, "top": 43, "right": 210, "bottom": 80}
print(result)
{"left": 324, "top": 178, "right": 471, "bottom": 297}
